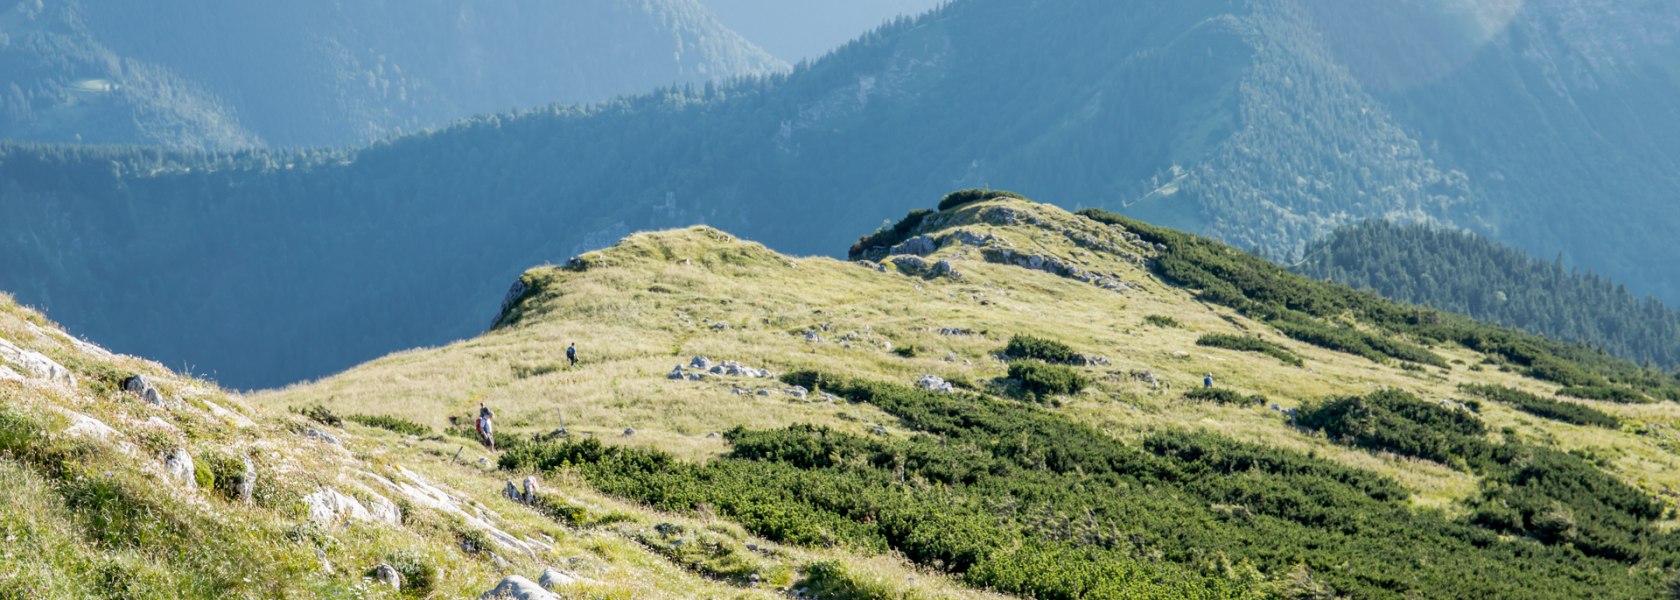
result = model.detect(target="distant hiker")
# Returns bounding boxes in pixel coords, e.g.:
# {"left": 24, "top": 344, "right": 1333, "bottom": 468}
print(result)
{"left": 1203, "top": 373, "right": 1214, "bottom": 389}
{"left": 566, "top": 342, "right": 578, "bottom": 367}
{"left": 477, "top": 402, "right": 496, "bottom": 451}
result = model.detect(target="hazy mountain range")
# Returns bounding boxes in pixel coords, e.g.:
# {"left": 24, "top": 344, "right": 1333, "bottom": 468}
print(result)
{"left": 0, "top": 0, "right": 787, "bottom": 148}
{"left": 4, "top": 0, "right": 1680, "bottom": 389}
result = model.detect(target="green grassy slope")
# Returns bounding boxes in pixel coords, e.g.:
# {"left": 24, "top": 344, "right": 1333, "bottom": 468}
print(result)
{"left": 263, "top": 196, "right": 1680, "bottom": 597}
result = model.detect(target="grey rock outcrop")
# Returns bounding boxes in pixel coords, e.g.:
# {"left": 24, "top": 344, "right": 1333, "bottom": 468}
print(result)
{"left": 0, "top": 337, "right": 75, "bottom": 387}
{"left": 481, "top": 575, "right": 559, "bottom": 600}
{"left": 538, "top": 569, "right": 584, "bottom": 590}
{"left": 689, "top": 356, "right": 713, "bottom": 370}
{"left": 303, "top": 488, "right": 374, "bottom": 525}
{"left": 237, "top": 455, "right": 256, "bottom": 504}
{"left": 122, "top": 374, "right": 166, "bottom": 406}
{"left": 916, "top": 375, "right": 955, "bottom": 393}
{"left": 163, "top": 447, "right": 197, "bottom": 489}
{"left": 373, "top": 563, "right": 403, "bottom": 589}
{"left": 522, "top": 477, "right": 541, "bottom": 503}
{"left": 889, "top": 255, "right": 930, "bottom": 274}
{"left": 889, "top": 235, "right": 938, "bottom": 257}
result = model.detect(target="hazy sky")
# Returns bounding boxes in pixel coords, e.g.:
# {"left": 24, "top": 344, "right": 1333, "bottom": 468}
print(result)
{"left": 703, "top": 0, "right": 945, "bottom": 62}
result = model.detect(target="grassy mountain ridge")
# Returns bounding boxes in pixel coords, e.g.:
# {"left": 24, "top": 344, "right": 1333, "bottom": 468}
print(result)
{"left": 268, "top": 196, "right": 1680, "bottom": 597}
{"left": 6, "top": 196, "right": 1680, "bottom": 595}
{"left": 0, "top": 0, "right": 786, "bottom": 149}
{"left": 4, "top": 0, "right": 1680, "bottom": 392}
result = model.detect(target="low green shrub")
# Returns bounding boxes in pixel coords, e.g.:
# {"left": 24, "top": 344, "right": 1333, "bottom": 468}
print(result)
{"left": 936, "top": 188, "right": 1027, "bottom": 211}
{"left": 892, "top": 345, "right": 919, "bottom": 358}
{"left": 1002, "top": 335, "right": 1081, "bottom": 364}
{"left": 1556, "top": 386, "right": 1651, "bottom": 404}
{"left": 1460, "top": 384, "right": 1619, "bottom": 428}
{"left": 298, "top": 404, "right": 341, "bottom": 427}
{"left": 1008, "top": 361, "right": 1088, "bottom": 400}
{"left": 1184, "top": 387, "right": 1266, "bottom": 405}
{"left": 345, "top": 414, "right": 432, "bottom": 436}
{"left": 1195, "top": 334, "right": 1303, "bottom": 366}
{"left": 1144, "top": 315, "right": 1181, "bottom": 328}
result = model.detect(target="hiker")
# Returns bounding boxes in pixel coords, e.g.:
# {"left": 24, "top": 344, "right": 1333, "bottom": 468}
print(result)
{"left": 477, "top": 402, "right": 496, "bottom": 451}
{"left": 566, "top": 342, "right": 578, "bottom": 367}
{"left": 1203, "top": 373, "right": 1214, "bottom": 389}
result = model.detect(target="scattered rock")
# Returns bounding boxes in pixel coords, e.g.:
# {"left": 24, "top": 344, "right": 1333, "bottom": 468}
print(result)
{"left": 689, "top": 356, "right": 713, "bottom": 370}
{"left": 163, "top": 447, "right": 196, "bottom": 489}
{"left": 304, "top": 427, "right": 342, "bottom": 446}
{"left": 710, "top": 322, "right": 730, "bottom": 331}
{"left": 522, "top": 477, "right": 541, "bottom": 504}
{"left": 122, "top": 374, "right": 166, "bottom": 406}
{"left": 238, "top": 455, "right": 256, "bottom": 504}
{"left": 944, "top": 351, "right": 959, "bottom": 362}
{"left": 855, "top": 260, "right": 888, "bottom": 272}
{"left": 706, "top": 432, "right": 719, "bottom": 438}
{"left": 623, "top": 428, "right": 636, "bottom": 437}
{"left": 505, "top": 480, "right": 524, "bottom": 503}
{"left": 1131, "top": 371, "right": 1161, "bottom": 388}
{"left": 667, "top": 366, "right": 686, "bottom": 380}
{"left": 889, "top": 255, "right": 930, "bottom": 274}
{"left": 141, "top": 416, "right": 178, "bottom": 432}
{"left": 930, "top": 260, "right": 962, "bottom": 279}
{"left": 61, "top": 410, "right": 121, "bottom": 441}
{"left": 539, "top": 569, "right": 584, "bottom": 590}
{"left": 785, "top": 386, "right": 809, "bottom": 400}
{"left": 0, "top": 337, "right": 75, "bottom": 387}
{"left": 1081, "top": 355, "right": 1113, "bottom": 367}
{"left": 202, "top": 399, "right": 255, "bottom": 428}
{"left": 756, "top": 389, "right": 771, "bottom": 397}
{"left": 481, "top": 575, "right": 560, "bottom": 600}
{"left": 316, "top": 548, "right": 335, "bottom": 575}
{"left": 888, "top": 235, "right": 938, "bottom": 257}
{"left": 304, "top": 488, "right": 374, "bottom": 525}
{"left": 373, "top": 563, "right": 403, "bottom": 590}
{"left": 802, "top": 330, "right": 824, "bottom": 343}
{"left": 936, "top": 327, "right": 974, "bottom": 336}
{"left": 916, "top": 375, "right": 955, "bottom": 393}
{"left": 982, "top": 248, "right": 1131, "bottom": 292}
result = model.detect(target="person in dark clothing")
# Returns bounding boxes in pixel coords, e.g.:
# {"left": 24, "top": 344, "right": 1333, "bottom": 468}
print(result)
{"left": 477, "top": 402, "right": 495, "bottom": 451}
{"left": 1203, "top": 373, "right": 1214, "bottom": 389}
{"left": 566, "top": 342, "right": 578, "bottom": 367}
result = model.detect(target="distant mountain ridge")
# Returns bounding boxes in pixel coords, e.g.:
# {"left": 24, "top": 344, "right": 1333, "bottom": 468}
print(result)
{"left": 4, "top": 0, "right": 1680, "bottom": 389}
{"left": 0, "top": 0, "right": 786, "bottom": 148}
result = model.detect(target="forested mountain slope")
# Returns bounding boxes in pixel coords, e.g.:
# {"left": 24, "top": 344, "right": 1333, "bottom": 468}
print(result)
{"left": 266, "top": 196, "right": 1680, "bottom": 598}
{"left": 4, "top": 0, "right": 1680, "bottom": 388}
{"left": 701, "top": 0, "right": 944, "bottom": 61}
{"left": 0, "top": 0, "right": 785, "bottom": 148}
{"left": 1298, "top": 220, "right": 1680, "bottom": 372}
